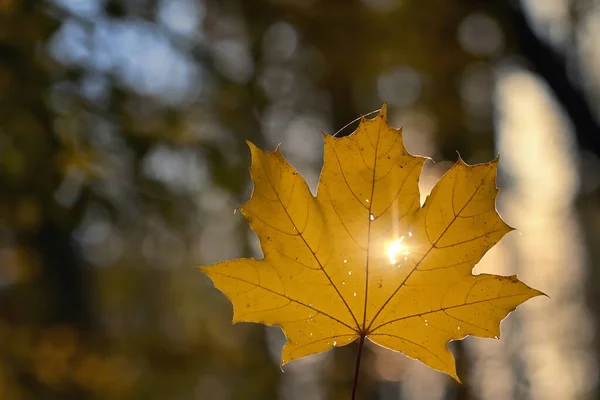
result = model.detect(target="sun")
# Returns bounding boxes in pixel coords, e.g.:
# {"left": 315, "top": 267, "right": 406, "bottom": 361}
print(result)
{"left": 385, "top": 234, "right": 412, "bottom": 264}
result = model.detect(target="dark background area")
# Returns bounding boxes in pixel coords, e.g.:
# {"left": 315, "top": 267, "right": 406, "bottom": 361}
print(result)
{"left": 1, "top": 0, "right": 599, "bottom": 399}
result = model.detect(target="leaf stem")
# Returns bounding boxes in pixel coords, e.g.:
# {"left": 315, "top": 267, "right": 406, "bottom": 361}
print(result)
{"left": 351, "top": 335, "right": 366, "bottom": 400}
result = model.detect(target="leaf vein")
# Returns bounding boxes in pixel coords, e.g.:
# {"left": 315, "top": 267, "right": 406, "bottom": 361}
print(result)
{"left": 287, "top": 334, "right": 358, "bottom": 359}
{"left": 210, "top": 271, "right": 356, "bottom": 331}
{"left": 368, "top": 333, "right": 451, "bottom": 370}
{"left": 366, "top": 166, "right": 496, "bottom": 330}
{"left": 257, "top": 155, "right": 361, "bottom": 330}
{"left": 369, "top": 293, "right": 528, "bottom": 332}
{"left": 332, "top": 145, "right": 371, "bottom": 210}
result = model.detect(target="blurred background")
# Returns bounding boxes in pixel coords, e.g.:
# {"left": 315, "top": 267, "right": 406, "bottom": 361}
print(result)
{"left": 0, "top": 0, "right": 599, "bottom": 399}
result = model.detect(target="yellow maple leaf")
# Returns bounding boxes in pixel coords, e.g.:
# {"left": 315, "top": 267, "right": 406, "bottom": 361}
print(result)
{"left": 200, "top": 105, "right": 543, "bottom": 381}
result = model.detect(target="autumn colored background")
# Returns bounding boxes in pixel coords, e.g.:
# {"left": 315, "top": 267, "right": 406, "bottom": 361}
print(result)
{"left": 0, "top": 0, "right": 599, "bottom": 399}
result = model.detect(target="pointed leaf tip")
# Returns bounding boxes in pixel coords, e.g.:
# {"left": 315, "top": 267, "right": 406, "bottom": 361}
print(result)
{"left": 378, "top": 103, "right": 388, "bottom": 119}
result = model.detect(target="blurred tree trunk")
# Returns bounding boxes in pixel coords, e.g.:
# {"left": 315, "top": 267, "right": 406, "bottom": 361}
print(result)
{"left": 498, "top": 4, "right": 600, "bottom": 400}
{"left": 497, "top": 3, "right": 600, "bottom": 158}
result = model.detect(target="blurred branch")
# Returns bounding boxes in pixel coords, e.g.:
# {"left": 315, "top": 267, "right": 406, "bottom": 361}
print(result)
{"left": 502, "top": 3, "right": 600, "bottom": 158}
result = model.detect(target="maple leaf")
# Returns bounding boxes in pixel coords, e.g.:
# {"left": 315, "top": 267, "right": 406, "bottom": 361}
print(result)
{"left": 199, "top": 105, "right": 543, "bottom": 381}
